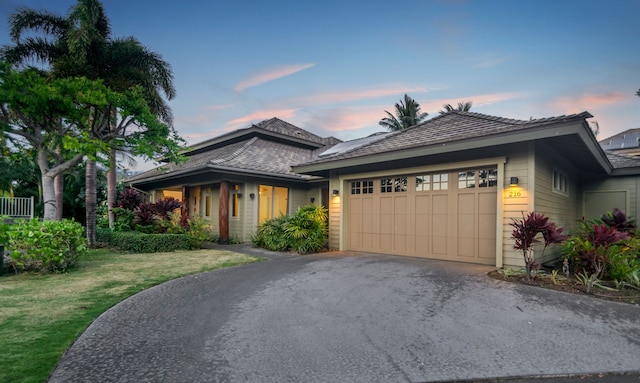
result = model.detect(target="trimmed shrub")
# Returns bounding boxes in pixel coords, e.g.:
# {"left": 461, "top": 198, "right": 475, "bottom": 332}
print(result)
{"left": 8, "top": 219, "right": 87, "bottom": 273}
{"left": 107, "top": 231, "right": 191, "bottom": 253}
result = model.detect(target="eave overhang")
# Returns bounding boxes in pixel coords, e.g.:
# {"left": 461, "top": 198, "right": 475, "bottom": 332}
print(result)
{"left": 293, "top": 119, "right": 612, "bottom": 177}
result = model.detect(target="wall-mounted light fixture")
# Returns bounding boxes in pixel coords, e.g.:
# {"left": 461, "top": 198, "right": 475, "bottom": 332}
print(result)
{"left": 249, "top": 193, "right": 255, "bottom": 199}
{"left": 237, "top": 193, "right": 243, "bottom": 198}
{"left": 310, "top": 197, "right": 315, "bottom": 203}
{"left": 510, "top": 177, "right": 519, "bottom": 186}
{"left": 332, "top": 189, "right": 339, "bottom": 196}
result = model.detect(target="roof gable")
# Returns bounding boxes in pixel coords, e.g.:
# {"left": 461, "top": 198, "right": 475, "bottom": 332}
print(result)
{"left": 181, "top": 117, "right": 340, "bottom": 156}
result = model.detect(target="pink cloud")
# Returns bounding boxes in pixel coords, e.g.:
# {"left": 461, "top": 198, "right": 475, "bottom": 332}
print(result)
{"left": 418, "top": 92, "right": 526, "bottom": 114}
{"left": 294, "top": 85, "right": 434, "bottom": 105}
{"left": 550, "top": 92, "right": 630, "bottom": 114}
{"left": 234, "top": 63, "right": 316, "bottom": 92}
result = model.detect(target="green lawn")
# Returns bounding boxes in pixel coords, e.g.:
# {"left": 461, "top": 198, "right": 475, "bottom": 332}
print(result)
{"left": 0, "top": 248, "right": 261, "bottom": 383}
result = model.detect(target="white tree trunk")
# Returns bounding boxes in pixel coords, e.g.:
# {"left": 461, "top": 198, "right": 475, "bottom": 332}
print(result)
{"left": 107, "top": 148, "right": 117, "bottom": 228}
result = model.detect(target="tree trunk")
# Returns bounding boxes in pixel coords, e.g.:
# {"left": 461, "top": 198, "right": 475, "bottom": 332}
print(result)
{"left": 54, "top": 174, "right": 64, "bottom": 220}
{"left": 107, "top": 148, "right": 117, "bottom": 228}
{"left": 219, "top": 181, "right": 229, "bottom": 244}
{"left": 42, "top": 173, "right": 57, "bottom": 221}
{"left": 37, "top": 151, "right": 84, "bottom": 221}
{"left": 86, "top": 159, "right": 97, "bottom": 248}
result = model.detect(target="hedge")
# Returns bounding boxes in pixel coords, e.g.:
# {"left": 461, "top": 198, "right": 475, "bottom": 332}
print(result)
{"left": 102, "top": 230, "right": 192, "bottom": 253}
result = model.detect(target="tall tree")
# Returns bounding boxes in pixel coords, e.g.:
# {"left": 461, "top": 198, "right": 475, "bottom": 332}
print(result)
{"left": 3, "top": 0, "right": 178, "bottom": 241}
{"left": 440, "top": 101, "right": 473, "bottom": 115}
{"left": 0, "top": 65, "right": 182, "bottom": 222}
{"left": 379, "top": 94, "right": 429, "bottom": 132}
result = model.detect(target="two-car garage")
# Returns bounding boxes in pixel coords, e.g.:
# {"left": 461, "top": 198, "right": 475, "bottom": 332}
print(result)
{"left": 347, "top": 168, "right": 498, "bottom": 265}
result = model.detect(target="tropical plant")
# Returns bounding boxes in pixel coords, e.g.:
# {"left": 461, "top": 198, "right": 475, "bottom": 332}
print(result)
{"left": 600, "top": 208, "right": 636, "bottom": 234}
{"left": 378, "top": 94, "right": 429, "bottom": 132}
{"left": 3, "top": 0, "right": 182, "bottom": 246}
{"left": 253, "top": 205, "right": 328, "bottom": 253}
{"left": 439, "top": 101, "right": 473, "bottom": 114}
{"left": 510, "top": 211, "right": 567, "bottom": 281}
{"left": 561, "top": 213, "right": 637, "bottom": 291}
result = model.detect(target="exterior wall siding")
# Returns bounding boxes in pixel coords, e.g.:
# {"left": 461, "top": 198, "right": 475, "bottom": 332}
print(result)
{"left": 532, "top": 142, "right": 580, "bottom": 264}
{"left": 328, "top": 172, "right": 341, "bottom": 250}
{"left": 501, "top": 145, "right": 532, "bottom": 268}
{"left": 581, "top": 176, "right": 639, "bottom": 220}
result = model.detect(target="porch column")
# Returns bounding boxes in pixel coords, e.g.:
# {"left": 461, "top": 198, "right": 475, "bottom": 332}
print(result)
{"left": 219, "top": 181, "right": 229, "bottom": 244}
{"left": 182, "top": 186, "right": 190, "bottom": 215}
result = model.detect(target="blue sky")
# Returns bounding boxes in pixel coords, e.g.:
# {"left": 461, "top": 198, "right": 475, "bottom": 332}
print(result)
{"left": 1, "top": 0, "right": 639, "bottom": 170}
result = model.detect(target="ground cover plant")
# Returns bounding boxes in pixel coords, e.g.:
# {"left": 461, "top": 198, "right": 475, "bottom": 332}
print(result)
{"left": 0, "top": 248, "right": 260, "bottom": 383}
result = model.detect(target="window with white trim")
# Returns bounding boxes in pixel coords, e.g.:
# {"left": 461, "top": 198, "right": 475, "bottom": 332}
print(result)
{"left": 553, "top": 169, "right": 568, "bottom": 195}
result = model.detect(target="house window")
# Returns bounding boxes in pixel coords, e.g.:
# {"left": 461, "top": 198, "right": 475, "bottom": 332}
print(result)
{"left": 259, "top": 185, "right": 289, "bottom": 223}
{"left": 553, "top": 169, "right": 568, "bottom": 195}
{"left": 232, "top": 185, "right": 240, "bottom": 218}
{"left": 204, "top": 195, "right": 211, "bottom": 217}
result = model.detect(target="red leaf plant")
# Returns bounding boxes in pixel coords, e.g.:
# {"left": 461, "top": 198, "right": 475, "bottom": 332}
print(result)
{"left": 510, "top": 212, "right": 567, "bottom": 281}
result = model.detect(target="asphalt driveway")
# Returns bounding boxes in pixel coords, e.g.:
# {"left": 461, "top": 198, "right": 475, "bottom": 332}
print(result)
{"left": 48, "top": 246, "right": 640, "bottom": 382}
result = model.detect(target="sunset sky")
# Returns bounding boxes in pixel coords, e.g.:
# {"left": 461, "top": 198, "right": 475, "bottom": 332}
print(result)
{"left": 1, "top": 0, "right": 639, "bottom": 170}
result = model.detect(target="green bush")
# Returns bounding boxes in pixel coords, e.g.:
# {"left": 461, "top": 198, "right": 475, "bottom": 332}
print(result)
{"left": 253, "top": 205, "right": 328, "bottom": 253}
{"left": 8, "top": 219, "right": 87, "bottom": 273}
{"left": 562, "top": 209, "right": 640, "bottom": 287}
{"left": 108, "top": 231, "right": 192, "bottom": 253}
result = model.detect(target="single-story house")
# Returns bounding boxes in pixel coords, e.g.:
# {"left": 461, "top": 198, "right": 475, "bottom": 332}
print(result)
{"left": 126, "top": 117, "right": 341, "bottom": 242}
{"left": 128, "top": 111, "right": 640, "bottom": 268}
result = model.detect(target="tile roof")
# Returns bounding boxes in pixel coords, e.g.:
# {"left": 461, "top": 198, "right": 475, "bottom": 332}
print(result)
{"left": 599, "top": 128, "right": 640, "bottom": 151}
{"left": 297, "top": 111, "right": 593, "bottom": 166}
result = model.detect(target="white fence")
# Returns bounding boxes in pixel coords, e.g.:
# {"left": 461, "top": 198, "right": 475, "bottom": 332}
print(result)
{"left": 0, "top": 197, "right": 35, "bottom": 219}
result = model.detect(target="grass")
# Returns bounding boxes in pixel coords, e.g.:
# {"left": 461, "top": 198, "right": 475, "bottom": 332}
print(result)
{"left": 0, "top": 247, "right": 261, "bottom": 383}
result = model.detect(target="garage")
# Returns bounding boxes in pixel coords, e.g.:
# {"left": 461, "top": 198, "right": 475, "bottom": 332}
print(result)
{"left": 347, "top": 168, "right": 497, "bottom": 265}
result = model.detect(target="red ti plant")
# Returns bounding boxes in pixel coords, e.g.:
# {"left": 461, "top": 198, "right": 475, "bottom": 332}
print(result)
{"left": 510, "top": 212, "right": 567, "bottom": 281}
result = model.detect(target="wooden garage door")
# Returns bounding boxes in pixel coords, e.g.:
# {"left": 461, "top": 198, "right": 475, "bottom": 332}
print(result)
{"left": 348, "top": 169, "right": 497, "bottom": 265}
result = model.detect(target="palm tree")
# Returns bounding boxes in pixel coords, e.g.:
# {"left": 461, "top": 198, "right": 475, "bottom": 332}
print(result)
{"left": 440, "top": 101, "right": 473, "bottom": 115}
{"left": 4, "top": 0, "right": 175, "bottom": 243}
{"left": 379, "top": 94, "right": 429, "bottom": 132}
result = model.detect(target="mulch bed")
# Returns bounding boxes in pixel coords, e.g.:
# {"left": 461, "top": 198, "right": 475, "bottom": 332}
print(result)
{"left": 488, "top": 270, "right": 640, "bottom": 305}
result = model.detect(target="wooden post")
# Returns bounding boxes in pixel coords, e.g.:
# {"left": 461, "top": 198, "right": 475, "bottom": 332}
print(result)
{"left": 182, "top": 186, "right": 190, "bottom": 215}
{"left": 219, "top": 181, "right": 229, "bottom": 244}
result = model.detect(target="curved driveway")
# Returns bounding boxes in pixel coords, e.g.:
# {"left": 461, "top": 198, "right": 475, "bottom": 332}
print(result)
{"left": 49, "top": 247, "right": 640, "bottom": 382}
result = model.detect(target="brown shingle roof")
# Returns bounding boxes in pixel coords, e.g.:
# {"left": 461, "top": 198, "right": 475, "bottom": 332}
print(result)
{"left": 296, "top": 111, "right": 593, "bottom": 166}
{"left": 605, "top": 151, "right": 640, "bottom": 169}
{"left": 127, "top": 118, "right": 337, "bottom": 184}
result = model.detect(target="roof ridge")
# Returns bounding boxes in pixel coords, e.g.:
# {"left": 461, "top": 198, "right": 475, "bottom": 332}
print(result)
{"left": 209, "top": 137, "right": 258, "bottom": 164}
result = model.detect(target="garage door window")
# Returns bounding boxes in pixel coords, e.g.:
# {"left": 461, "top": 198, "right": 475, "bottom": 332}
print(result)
{"left": 381, "top": 177, "right": 407, "bottom": 193}
{"left": 351, "top": 180, "right": 374, "bottom": 195}
{"left": 459, "top": 169, "right": 498, "bottom": 189}
{"left": 416, "top": 173, "right": 449, "bottom": 191}
{"left": 479, "top": 169, "right": 498, "bottom": 188}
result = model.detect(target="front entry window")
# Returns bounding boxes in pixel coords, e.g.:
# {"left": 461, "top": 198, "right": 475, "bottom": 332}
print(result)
{"left": 259, "top": 185, "right": 289, "bottom": 223}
